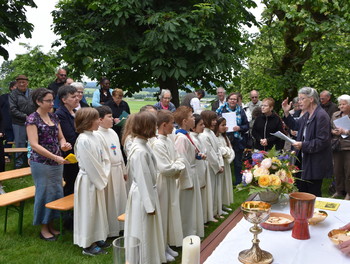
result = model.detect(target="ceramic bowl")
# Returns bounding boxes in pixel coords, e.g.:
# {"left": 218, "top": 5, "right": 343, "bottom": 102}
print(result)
{"left": 328, "top": 229, "right": 350, "bottom": 245}
{"left": 260, "top": 212, "right": 294, "bottom": 231}
{"left": 308, "top": 210, "right": 328, "bottom": 225}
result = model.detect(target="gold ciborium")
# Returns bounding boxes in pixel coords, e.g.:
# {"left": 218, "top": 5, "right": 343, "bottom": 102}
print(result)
{"left": 238, "top": 201, "right": 273, "bottom": 264}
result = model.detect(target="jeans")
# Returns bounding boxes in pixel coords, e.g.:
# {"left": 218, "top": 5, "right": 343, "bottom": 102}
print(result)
{"left": 12, "top": 124, "right": 27, "bottom": 168}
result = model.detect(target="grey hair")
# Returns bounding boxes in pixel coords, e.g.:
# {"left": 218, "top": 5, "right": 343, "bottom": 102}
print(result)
{"left": 298, "top": 87, "right": 319, "bottom": 105}
{"left": 159, "top": 89, "right": 172, "bottom": 100}
{"left": 337, "top": 94, "right": 350, "bottom": 105}
{"left": 70, "top": 82, "right": 84, "bottom": 90}
{"left": 320, "top": 90, "right": 331, "bottom": 97}
{"left": 292, "top": 97, "right": 299, "bottom": 104}
{"left": 216, "top": 87, "right": 226, "bottom": 93}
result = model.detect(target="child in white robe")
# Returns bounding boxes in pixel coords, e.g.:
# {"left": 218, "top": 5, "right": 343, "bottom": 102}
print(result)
{"left": 151, "top": 110, "right": 185, "bottom": 261}
{"left": 124, "top": 111, "right": 166, "bottom": 264}
{"left": 214, "top": 117, "right": 235, "bottom": 210}
{"left": 173, "top": 106, "right": 204, "bottom": 238}
{"left": 190, "top": 114, "right": 216, "bottom": 223}
{"left": 95, "top": 106, "right": 128, "bottom": 237}
{"left": 200, "top": 110, "right": 224, "bottom": 218}
{"left": 74, "top": 108, "right": 111, "bottom": 256}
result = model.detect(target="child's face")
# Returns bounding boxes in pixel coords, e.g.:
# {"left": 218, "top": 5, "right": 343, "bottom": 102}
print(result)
{"left": 90, "top": 118, "right": 101, "bottom": 131}
{"left": 99, "top": 113, "right": 114, "bottom": 129}
{"left": 210, "top": 118, "right": 217, "bottom": 130}
{"left": 163, "top": 119, "right": 174, "bottom": 135}
{"left": 193, "top": 119, "right": 205, "bottom": 134}
{"left": 186, "top": 112, "right": 195, "bottom": 130}
{"left": 218, "top": 120, "right": 227, "bottom": 134}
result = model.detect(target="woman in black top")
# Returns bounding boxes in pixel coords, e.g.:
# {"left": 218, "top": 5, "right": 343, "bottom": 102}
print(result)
{"left": 252, "top": 97, "right": 284, "bottom": 151}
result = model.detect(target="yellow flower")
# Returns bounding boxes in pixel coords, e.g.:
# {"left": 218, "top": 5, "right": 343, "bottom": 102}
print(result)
{"left": 258, "top": 175, "right": 271, "bottom": 188}
{"left": 270, "top": 174, "right": 281, "bottom": 187}
{"left": 271, "top": 157, "right": 281, "bottom": 166}
{"left": 253, "top": 167, "right": 270, "bottom": 178}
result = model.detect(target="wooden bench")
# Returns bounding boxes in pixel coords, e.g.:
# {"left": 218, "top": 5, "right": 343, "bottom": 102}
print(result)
{"left": 0, "top": 186, "right": 35, "bottom": 235}
{"left": 4, "top": 148, "right": 28, "bottom": 154}
{"left": 0, "top": 167, "right": 31, "bottom": 181}
{"left": 45, "top": 194, "right": 74, "bottom": 239}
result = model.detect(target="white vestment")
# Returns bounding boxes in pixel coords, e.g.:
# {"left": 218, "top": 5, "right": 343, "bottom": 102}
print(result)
{"left": 190, "top": 132, "right": 215, "bottom": 223}
{"left": 218, "top": 134, "right": 235, "bottom": 205}
{"left": 151, "top": 134, "right": 185, "bottom": 246}
{"left": 125, "top": 137, "right": 166, "bottom": 264}
{"left": 73, "top": 131, "right": 110, "bottom": 248}
{"left": 123, "top": 135, "right": 134, "bottom": 194}
{"left": 200, "top": 128, "right": 224, "bottom": 216}
{"left": 95, "top": 127, "right": 127, "bottom": 237}
{"left": 174, "top": 132, "right": 204, "bottom": 237}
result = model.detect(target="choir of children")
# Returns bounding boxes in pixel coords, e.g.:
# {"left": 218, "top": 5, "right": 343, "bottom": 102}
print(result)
{"left": 72, "top": 106, "right": 235, "bottom": 262}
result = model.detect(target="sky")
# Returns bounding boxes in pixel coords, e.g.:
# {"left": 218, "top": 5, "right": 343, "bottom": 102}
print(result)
{"left": 0, "top": 0, "right": 263, "bottom": 65}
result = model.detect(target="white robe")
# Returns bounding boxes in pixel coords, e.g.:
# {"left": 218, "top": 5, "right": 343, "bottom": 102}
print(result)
{"left": 74, "top": 131, "right": 110, "bottom": 248}
{"left": 190, "top": 132, "right": 215, "bottom": 223}
{"left": 217, "top": 134, "right": 235, "bottom": 206}
{"left": 151, "top": 134, "right": 185, "bottom": 247}
{"left": 200, "top": 128, "right": 224, "bottom": 216}
{"left": 174, "top": 132, "right": 204, "bottom": 237}
{"left": 125, "top": 137, "right": 166, "bottom": 264}
{"left": 123, "top": 135, "right": 134, "bottom": 194}
{"left": 95, "top": 127, "right": 127, "bottom": 237}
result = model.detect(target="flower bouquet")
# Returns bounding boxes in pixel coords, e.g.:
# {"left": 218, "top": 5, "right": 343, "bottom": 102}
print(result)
{"left": 237, "top": 147, "right": 298, "bottom": 197}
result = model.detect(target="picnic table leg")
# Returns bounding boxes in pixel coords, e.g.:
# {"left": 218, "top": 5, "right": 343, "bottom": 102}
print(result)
{"left": 4, "top": 205, "right": 9, "bottom": 233}
{"left": 18, "top": 201, "right": 25, "bottom": 235}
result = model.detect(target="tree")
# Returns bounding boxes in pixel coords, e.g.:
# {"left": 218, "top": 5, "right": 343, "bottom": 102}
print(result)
{"left": 52, "top": 0, "right": 257, "bottom": 106}
{"left": 0, "top": 0, "right": 37, "bottom": 60}
{"left": 242, "top": 0, "right": 350, "bottom": 102}
{"left": 0, "top": 44, "right": 61, "bottom": 92}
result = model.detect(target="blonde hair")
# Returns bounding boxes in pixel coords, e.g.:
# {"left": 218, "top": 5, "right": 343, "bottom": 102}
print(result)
{"left": 122, "top": 114, "right": 136, "bottom": 146}
{"left": 173, "top": 106, "right": 192, "bottom": 126}
{"left": 75, "top": 108, "right": 99, "bottom": 133}
{"left": 112, "top": 88, "right": 123, "bottom": 97}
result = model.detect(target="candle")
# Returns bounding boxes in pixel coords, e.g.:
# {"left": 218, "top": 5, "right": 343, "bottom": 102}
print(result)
{"left": 181, "top": 235, "right": 200, "bottom": 264}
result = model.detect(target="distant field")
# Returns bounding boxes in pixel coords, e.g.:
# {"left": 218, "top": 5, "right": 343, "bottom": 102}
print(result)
{"left": 125, "top": 99, "right": 157, "bottom": 113}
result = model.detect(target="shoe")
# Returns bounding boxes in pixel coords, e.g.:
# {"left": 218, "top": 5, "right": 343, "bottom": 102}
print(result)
{"left": 165, "top": 252, "right": 175, "bottom": 262}
{"left": 331, "top": 192, "right": 343, "bottom": 198}
{"left": 0, "top": 185, "right": 6, "bottom": 195}
{"left": 39, "top": 232, "right": 57, "bottom": 241}
{"left": 223, "top": 206, "right": 232, "bottom": 212}
{"left": 82, "top": 245, "right": 108, "bottom": 256}
{"left": 96, "top": 240, "right": 111, "bottom": 249}
{"left": 166, "top": 245, "right": 178, "bottom": 257}
{"left": 221, "top": 211, "right": 229, "bottom": 215}
{"left": 345, "top": 194, "right": 350, "bottom": 200}
{"left": 4, "top": 156, "right": 10, "bottom": 163}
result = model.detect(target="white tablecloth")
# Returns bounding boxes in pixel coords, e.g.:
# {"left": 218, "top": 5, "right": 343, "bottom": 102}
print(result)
{"left": 204, "top": 197, "right": 350, "bottom": 264}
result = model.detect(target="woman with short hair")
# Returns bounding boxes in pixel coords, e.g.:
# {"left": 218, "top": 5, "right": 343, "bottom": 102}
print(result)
{"left": 154, "top": 89, "right": 176, "bottom": 112}
{"left": 331, "top": 94, "right": 350, "bottom": 200}
{"left": 282, "top": 87, "right": 333, "bottom": 196}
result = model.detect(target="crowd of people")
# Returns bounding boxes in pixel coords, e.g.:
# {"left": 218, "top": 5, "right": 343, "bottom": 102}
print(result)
{"left": 0, "top": 69, "right": 349, "bottom": 260}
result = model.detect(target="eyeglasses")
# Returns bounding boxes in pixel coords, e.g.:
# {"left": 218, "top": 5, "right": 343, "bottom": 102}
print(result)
{"left": 162, "top": 97, "right": 171, "bottom": 100}
{"left": 42, "top": 99, "right": 54, "bottom": 104}
{"left": 59, "top": 74, "right": 67, "bottom": 77}
{"left": 251, "top": 96, "right": 258, "bottom": 99}
{"left": 77, "top": 91, "right": 84, "bottom": 94}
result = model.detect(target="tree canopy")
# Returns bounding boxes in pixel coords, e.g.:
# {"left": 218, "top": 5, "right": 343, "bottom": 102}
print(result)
{"left": 0, "top": 0, "right": 37, "bottom": 60}
{"left": 241, "top": 0, "right": 350, "bottom": 102}
{"left": 52, "top": 0, "right": 257, "bottom": 105}
{"left": 0, "top": 44, "right": 60, "bottom": 92}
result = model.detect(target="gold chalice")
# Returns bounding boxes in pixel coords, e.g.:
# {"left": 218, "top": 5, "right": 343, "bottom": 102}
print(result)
{"left": 238, "top": 201, "right": 273, "bottom": 264}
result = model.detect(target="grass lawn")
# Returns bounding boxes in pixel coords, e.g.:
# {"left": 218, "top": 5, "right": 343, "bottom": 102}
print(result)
{"left": 124, "top": 99, "right": 157, "bottom": 113}
{"left": 0, "top": 155, "right": 334, "bottom": 264}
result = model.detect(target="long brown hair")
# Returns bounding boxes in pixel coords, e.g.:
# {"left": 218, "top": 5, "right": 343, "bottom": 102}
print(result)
{"left": 214, "top": 117, "right": 230, "bottom": 147}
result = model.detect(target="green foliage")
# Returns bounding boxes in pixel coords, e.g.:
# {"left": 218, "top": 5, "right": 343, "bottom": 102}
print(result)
{"left": 0, "top": 44, "right": 60, "bottom": 92}
{"left": 0, "top": 0, "right": 37, "bottom": 60}
{"left": 241, "top": 0, "right": 350, "bottom": 102}
{"left": 52, "top": 0, "right": 257, "bottom": 105}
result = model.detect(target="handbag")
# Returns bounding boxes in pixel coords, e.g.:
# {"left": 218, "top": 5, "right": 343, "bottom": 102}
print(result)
{"left": 331, "top": 138, "right": 341, "bottom": 152}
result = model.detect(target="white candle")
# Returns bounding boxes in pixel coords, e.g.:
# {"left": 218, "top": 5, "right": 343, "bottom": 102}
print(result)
{"left": 181, "top": 235, "right": 200, "bottom": 264}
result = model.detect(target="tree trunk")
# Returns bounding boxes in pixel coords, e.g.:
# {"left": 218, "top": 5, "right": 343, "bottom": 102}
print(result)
{"left": 158, "top": 77, "right": 179, "bottom": 107}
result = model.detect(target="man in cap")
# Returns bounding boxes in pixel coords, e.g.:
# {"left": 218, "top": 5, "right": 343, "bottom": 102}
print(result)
{"left": 9, "top": 75, "right": 36, "bottom": 168}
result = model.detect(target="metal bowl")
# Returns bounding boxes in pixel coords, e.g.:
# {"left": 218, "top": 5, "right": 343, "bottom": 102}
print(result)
{"left": 308, "top": 210, "right": 328, "bottom": 225}
{"left": 328, "top": 229, "right": 350, "bottom": 245}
